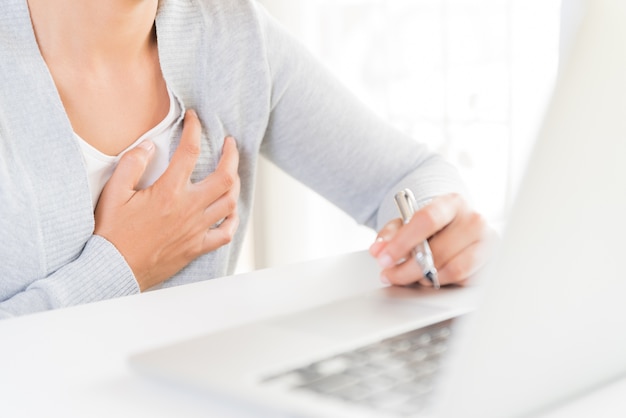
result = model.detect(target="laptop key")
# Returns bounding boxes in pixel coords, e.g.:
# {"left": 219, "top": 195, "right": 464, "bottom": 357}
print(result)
{"left": 344, "top": 363, "right": 381, "bottom": 378}
{"left": 313, "top": 356, "right": 351, "bottom": 376}
{"left": 394, "top": 378, "right": 436, "bottom": 397}
{"left": 380, "top": 367, "right": 416, "bottom": 383}
{"left": 297, "top": 373, "right": 358, "bottom": 395}
{"left": 331, "top": 382, "right": 375, "bottom": 402}
{"left": 365, "top": 390, "right": 414, "bottom": 410}
{"left": 359, "top": 374, "right": 396, "bottom": 392}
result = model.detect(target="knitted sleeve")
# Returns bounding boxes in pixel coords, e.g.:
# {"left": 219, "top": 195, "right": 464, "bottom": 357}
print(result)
{"left": 252, "top": 2, "right": 468, "bottom": 231}
{"left": 0, "top": 236, "right": 139, "bottom": 319}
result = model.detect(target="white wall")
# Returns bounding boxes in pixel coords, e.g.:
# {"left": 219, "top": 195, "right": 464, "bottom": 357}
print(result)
{"left": 560, "top": 0, "right": 587, "bottom": 59}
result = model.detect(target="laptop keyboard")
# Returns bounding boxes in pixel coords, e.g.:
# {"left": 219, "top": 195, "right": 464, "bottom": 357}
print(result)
{"left": 261, "top": 319, "right": 454, "bottom": 417}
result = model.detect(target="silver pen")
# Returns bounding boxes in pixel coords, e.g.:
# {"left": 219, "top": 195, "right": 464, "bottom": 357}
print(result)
{"left": 394, "top": 189, "right": 440, "bottom": 289}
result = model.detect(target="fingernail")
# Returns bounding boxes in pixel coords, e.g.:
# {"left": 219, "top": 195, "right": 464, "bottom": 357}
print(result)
{"left": 369, "top": 237, "right": 386, "bottom": 256}
{"left": 380, "top": 275, "right": 390, "bottom": 285}
{"left": 138, "top": 140, "right": 154, "bottom": 151}
{"left": 377, "top": 253, "right": 394, "bottom": 269}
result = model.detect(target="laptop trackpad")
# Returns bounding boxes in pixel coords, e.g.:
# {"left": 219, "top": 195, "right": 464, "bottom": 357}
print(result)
{"left": 270, "top": 287, "right": 453, "bottom": 342}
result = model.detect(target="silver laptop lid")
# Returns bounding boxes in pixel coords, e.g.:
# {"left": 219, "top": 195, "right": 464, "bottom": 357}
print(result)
{"left": 435, "top": 0, "right": 626, "bottom": 416}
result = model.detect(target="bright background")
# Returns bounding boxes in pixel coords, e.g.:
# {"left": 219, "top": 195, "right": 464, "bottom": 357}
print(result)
{"left": 237, "top": 0, "right": 569, "bottom": 273}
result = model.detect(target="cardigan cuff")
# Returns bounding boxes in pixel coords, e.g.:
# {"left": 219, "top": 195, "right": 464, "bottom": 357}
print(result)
{"left": 32, "top": 235, "right": 141, "bottom": 308}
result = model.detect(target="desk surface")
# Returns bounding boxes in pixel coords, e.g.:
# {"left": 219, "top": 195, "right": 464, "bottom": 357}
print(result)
{"left": 1, "top": 251, "right": 625, "bottom": 418}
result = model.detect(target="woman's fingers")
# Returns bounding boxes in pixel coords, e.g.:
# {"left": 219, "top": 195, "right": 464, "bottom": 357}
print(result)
{"left": 427, "top": 210, "right": 490, "bottom": 269}
{"left": 376, "top": 194, "right": 464, "bottom": 269}
{"left": 202, "top": 172, "right": 241, "bottom": 229}
{"left": 202, "top": 211, "right": 240, "bottom": 252}
{"left": 371, "top": 193, "right": 497, "bottom": 287}
{"left": 159, "top": 109, "right": 202, "bottom": 190}
{"left": 100, "top": 140, "right": 155, "bottom": 205}
{"left": 369, "top": 218, "right": 402, "bottom": 258}
{"left": 437, "top": 236, "right": 497, "bottom": 285}
{"left": 194, "top": 135, "right": 239, "bottom": 209}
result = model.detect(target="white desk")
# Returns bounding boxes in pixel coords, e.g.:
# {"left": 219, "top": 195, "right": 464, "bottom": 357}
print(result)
{"left": 1, "top": 251, "right": 625, "bottom": 417}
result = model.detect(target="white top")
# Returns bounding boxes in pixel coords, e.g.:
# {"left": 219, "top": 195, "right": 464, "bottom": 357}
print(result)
{"left": 75, "top": 88, "right": 182, "bottom": 209}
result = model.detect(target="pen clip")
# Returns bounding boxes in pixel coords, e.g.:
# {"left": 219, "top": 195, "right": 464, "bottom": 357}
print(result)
{"left": 394, "top": 189, "right": 418, "bottom": 224}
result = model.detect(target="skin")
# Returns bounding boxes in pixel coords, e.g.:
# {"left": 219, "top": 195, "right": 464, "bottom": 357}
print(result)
{"left": 27, "top": 0, "right": 240, "bottom": 291}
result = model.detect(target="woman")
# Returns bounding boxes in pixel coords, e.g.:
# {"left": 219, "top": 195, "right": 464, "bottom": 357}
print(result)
{"left": 0, "top": 0, "right": 494, "bottom": 318}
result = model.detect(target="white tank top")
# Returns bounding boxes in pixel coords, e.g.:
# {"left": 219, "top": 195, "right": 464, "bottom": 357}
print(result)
{"left": 75, "top": 88, "right": 182, "bottom": 209}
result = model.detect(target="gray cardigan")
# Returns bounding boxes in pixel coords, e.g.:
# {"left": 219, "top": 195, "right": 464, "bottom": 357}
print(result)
{"left": 0, "top": 0, "right": 465, "bottom": 318}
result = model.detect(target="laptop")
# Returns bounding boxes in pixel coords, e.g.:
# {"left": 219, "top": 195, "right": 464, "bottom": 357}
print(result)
{"left": 130, "top": 0, "right": 626, "bottom": 416}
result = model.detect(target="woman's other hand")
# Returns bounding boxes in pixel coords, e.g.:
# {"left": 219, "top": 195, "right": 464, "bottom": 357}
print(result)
{"left": 369, "top": 193, "right": 498, "bottom": 287}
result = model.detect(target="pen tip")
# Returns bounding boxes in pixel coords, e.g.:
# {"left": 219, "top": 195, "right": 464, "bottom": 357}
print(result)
{"left": 425, "top": 271, "right": 441, "bottom": 290}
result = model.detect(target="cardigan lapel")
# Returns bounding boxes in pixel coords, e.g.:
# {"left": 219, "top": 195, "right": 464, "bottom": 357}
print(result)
{"left": 1, "top": 0, "right": 94, "bottom": 274}
{"left": 155, "top": 0, "right": 221, "bottom": 184}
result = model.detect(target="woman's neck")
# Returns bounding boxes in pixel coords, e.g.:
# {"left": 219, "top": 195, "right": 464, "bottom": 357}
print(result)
{"left": 27, "top": 0, "right": 159, "bottom": 69}
{"left": 25, "top": 0, "right": 170, "bottom": 157}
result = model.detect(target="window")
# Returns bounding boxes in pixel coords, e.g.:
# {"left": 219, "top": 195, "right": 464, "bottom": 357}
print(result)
{"left": 240, "top": 0, "right": 561, "bottom": 272}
